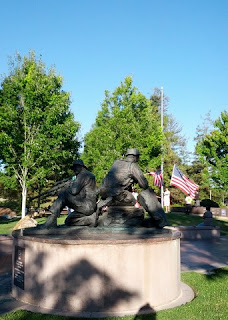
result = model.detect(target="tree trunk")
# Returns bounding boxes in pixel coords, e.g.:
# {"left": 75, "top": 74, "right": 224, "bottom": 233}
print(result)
{"left": 21, "top": 185, "right": 27, "bottom": 219}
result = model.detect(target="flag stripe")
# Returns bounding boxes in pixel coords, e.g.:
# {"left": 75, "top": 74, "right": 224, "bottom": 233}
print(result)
{"left": 148, "top": 170, "right": 163, "bottom": 188}
{"left": 170, "top": 177, "right": 190, "bottom": 194}
{"left": 170, "top": 165, "right": 199, "bottom": 198}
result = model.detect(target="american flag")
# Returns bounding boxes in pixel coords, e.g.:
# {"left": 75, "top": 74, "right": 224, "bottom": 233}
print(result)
{"left": 148, "top": 170, "right": 163, "bottom": 188}
{"left": 170, "top": 164, "right": 199, "bottom": 198}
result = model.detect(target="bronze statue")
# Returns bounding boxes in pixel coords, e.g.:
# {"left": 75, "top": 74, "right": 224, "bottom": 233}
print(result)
{"left": 43, "top": 160, "right": 97, "bottom": 228}
{"left": 41, "top": 150, "right": 167, "bottom": 229}
{"left": 98, "top": 149, "right": 167, "bottom": 228}
{"left": 99, "top": 149, "right": 148, "bottom": 205}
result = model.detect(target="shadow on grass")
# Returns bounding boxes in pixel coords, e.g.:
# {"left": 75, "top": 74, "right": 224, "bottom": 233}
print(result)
{"left": 204, "top": 267, "right": 228, "bottom": 281}
{"left": 0, "top": 217, "right": 21, "bottom": 225}
{"left": 133, "top": 303, "right": 156, "bottom": 319}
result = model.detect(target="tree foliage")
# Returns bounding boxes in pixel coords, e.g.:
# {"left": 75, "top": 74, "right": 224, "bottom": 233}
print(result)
{"left": 184, "top": 159, "right": 210, "bottom": 201}
{"left": 149, "top": 89, "right": 187, "bottom": 190}
{"left": 196, "top": 111, "right": 228, "bottom": 191}
{"left": 0, "top": 52, "right": 80, "bottom": 216}
{"left": 82, "top": 77, "right": 163, "bottom": 182}
{"left": 82, "top": 77, "right": 186, "bottom": 194}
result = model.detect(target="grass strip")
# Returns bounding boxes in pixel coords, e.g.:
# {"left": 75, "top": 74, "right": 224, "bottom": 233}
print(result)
{"left": 0, "top": 213, "right": 227, "bottom": 235}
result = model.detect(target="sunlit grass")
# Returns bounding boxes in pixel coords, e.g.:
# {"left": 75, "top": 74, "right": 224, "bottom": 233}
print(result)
{"left": 0, "top": 212, "right": 227, "bottom": 235}
{"left": 166, "top": 212, "right": 228, "bottom": 236}
{"left": 0, "top": 215, "right": 66, "bottom": 234}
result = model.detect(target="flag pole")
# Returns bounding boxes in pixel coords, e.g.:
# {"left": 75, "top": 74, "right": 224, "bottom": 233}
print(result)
{"left": 161, "top": 86, "right": 164, "bottom": 208}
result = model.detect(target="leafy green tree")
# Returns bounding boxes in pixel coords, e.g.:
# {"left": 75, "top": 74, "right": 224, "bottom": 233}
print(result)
{"left": 196, "top": 111, "right": 228, "bottom": 192}
{"left": 185, "top": 159, "right": 210, "bottom": 201}
{"left": 0, "top": 52, "right": 80, "bottom": 217}
{"left": 186, "top": 112, "right": 213, "bottom": 203}
{"left": 82, "top": 77, "right": 163, "bottom": 183}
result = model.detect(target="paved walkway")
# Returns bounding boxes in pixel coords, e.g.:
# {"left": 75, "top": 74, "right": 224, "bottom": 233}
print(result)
{"left": 0, "top": 235, "right": 227, "bottom": 316}
{"left": 180, "top": 236, "right": 228, "bottom": 272}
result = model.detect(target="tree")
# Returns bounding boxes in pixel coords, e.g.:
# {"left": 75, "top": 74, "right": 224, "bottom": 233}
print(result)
{"left": 194, "top": 111, "right": 213, "bottom": 143}
{"left": 184, "top": 159, "right": 210, "bottom": 200}
{"left": 0, "top": 52, "right": 80, "bottom": 217}
{"left": 82, "top": 76, "right": 163, "bottom": 183}
{"left": 186, "top": 112, "right": 213, "bottom": 202}
{"left": 196, "top": 111, "right": 228, "bottom": 192}
{"left": 149, "top": 89, "right": 187, "bottom": 202}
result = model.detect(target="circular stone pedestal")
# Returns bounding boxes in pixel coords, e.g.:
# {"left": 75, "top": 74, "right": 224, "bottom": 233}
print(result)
{"left": 12, "top": 227, "right": 193, "bottom": 317}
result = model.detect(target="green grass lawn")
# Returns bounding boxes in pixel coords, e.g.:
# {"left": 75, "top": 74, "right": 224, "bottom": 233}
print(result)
{"left": 166, "top": 212, "right": 228, "bottom": 236}
{"left": 0, "top": 268, "right": 227, "bottom": 320}
{"left": 0, "top": 216, "right": 61, "bottom": 234}
{"left": 0, "top": 212, "right": 227, "bottom": 235}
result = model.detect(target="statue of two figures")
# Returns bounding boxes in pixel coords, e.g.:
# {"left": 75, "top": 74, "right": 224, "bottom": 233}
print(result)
{"left": 44, "top": 149, "right": 167, "bottom": 229}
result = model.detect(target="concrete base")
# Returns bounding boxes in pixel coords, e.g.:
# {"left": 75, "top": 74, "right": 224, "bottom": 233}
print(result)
{"left": 12, "top": 227, "right": 194, "bottom": 317}
{"left": 169, "top": 226, "right": 220, "bottom": 240}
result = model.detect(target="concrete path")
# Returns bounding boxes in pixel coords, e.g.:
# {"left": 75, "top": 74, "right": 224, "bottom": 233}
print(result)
{"left": 181, "top": 236, "right": 228, "bottom": 273}
{"left": 0, "top": 235, "right": 227, "bottom": 316}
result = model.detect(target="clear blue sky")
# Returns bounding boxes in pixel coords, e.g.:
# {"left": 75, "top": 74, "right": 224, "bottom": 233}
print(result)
{"left": 1, "top": 0, "right": 227, "bottom": 155}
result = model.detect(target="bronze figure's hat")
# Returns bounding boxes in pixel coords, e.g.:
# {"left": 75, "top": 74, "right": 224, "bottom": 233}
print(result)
{"left": 125, "top": 148, "right": 140, "bottom": 156}
{"left": 71, "top": 160, "right": 87, "bottom": 169}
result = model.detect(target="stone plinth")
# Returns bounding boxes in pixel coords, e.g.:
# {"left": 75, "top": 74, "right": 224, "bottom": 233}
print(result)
{"left": 12, "top": 227, "right": 193, "bottom": 317}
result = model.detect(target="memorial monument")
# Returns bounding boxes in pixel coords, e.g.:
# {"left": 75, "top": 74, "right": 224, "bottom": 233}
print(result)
{"left": 11, "top": 149, "right": 194, "bottom": 317}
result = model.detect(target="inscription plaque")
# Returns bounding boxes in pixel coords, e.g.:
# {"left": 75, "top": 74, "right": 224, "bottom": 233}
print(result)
{"left": 14, "top": 246, "right": 25, "bottom": 290}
